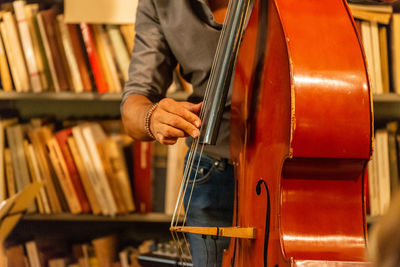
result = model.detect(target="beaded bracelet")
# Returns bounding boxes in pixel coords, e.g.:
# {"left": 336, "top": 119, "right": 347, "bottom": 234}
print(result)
{"left": 145, "top": 102, "right": 159, "bottom": 140}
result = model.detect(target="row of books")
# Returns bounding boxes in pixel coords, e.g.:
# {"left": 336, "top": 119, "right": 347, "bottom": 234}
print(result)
{"left": 367, "top": 121, "right": 400, "bottom": 216}
{"left": 0, "top": 118, "right": 136, "bottom": 216}
{"left": 0, "top": 116, "right": 189, "bottom": 216}
{"left": 350, "top": 3, "right": 400, "bottom": 95}
{"left": 0, "top": 1, "right": 134, "bottom": 94}
{"left": 5, "top": 234, "right": 153, "bottom": 267}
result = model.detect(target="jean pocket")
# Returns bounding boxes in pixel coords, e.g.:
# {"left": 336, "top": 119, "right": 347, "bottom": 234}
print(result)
{"left": 187, "top": 160, "right": 216, "bottom": 185}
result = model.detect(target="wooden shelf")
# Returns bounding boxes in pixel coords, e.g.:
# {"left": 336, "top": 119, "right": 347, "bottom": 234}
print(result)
{"left": 22, "top": 212, "right": 176, "bottom": 223}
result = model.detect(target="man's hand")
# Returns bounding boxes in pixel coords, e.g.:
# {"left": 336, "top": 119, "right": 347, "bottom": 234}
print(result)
{"left": 150, "top": 98, "right": 202, "bottom": 145}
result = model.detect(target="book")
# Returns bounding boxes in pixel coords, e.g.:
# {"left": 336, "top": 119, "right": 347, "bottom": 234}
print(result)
{"left": 106, "top": 25, "right": 130, "bottom": 82}
{"left": 376, "top": 129, "right": 391, "bottom": 215}
{"left": 67, "top": 136, "right": 101, "bottom": 215}
{"left": 57, "top": 15, "right": 84, "bottom": 93}
{"left": 106, "top": 138, "right": 135, "bottom": 212}
{"left": 361, "top": 21, "right": 377, "bottom": 94}
{"left": 49, "top": 258, "right": 67, "bottom": 267}
{"left": 26, "top": 142, "right": 51, "bottom": 214}
{"left": 47, "top": 137, "right": 82, "bottom": 214}
{"left": 24, "top": 3, "right": 49, "bottom": 91}
{"left": 6, "top": 125, "right": 32, "bottom": 193}
{"left": 4, "top": 148, "right": 16, "bottom": 198}
{"left": 13, "top": 0, "right": 42, "bottom": 92}
{"left": 96, "top": 139, "right": 127, "bottom": 213}
{"left": 39, "top": 9, "right": 69, "bottom": 91}
{"left": 391, "top": 13, "right": 400, "bottom": 94}
{"left": 23, "top": 140, "right": 45, "bottom": 214}
{"left": 81, "top": 123, "right": 118, "bottom": 215}
{"left": 133, "top": 141, "right": 153, "bottom": 213}
{"left": 1, "top": 12, "right": 30, "bottom": 92}
{"left": 72, "top": 124, "right": 111, "bottom": 215}
{"left": 0, "top": 118, "right": 17, "bottom": 201}
{"left": 28, "top": 127, "right": 62, "bottom": 213}
{"left": 54, "top": 128, "right": 91, "bottom": 213}
{"left": 119, "top": 24, "right": 135, "bottom": 54}
{"left": 6, "top": 245, "right": 29, "bottom": 267}
{"left": 0, "top": 31, "right": 12, "bottom": 92}
{"left": 67, "top": 24, "right": 93, "bottom": 92}
{"left": 36, "top": 12, "right": 59, "bottom": 91}
{"left": 152, "top": 142, "right": 168, "bottom": 213}
{"left": 80, "top": 23, "right": 108, "bottom": 93}
{"left": 91, "top": 24, "right": 121, "bottom": 93}
{"left": 387, "top": 122, "right": 399, "bottom": 195}
{"left": 350, "top": 8, "right": 391, "bottom": 24}
{"left": 378, "top": 25, "right": 390, "bottom": 94}
{"left": 25, "top": 240, "right": 43, "bottom": 267}
{"left": 92, "top": 235, "right": 118, "bottom": 267}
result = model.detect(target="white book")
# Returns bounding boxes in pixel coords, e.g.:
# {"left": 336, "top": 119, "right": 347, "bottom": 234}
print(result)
{"left": 37, "top": 13, "right": 61, "bottom": 92}
{"left": 72, "top": 125, "right": 110, "bottom": 215}
{"left": 13, "top": 1, "right": 42, "bottom": 92}
{"left": 361, "top": 21, "right": 377, "bottom": 94}
{"left": 370, "top": 21, "right": 383, "bottom": 94}
{"left": 56, "top": 14, "right": 84, "bottom": 93}
{"left": 81, "top": 123, "right": 118, "bottom": 216}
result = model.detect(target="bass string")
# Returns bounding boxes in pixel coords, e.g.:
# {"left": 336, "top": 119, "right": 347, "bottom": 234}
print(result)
{"left": 170, "top": 0, "right": 236, "bottom": 264}
{"left": 176, "top": 0, "right": 235, "bottom": 226}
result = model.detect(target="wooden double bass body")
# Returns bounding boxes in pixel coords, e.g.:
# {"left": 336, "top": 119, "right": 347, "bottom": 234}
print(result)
{"left": 225, "top": 0, "right": 372, "bottom": 266}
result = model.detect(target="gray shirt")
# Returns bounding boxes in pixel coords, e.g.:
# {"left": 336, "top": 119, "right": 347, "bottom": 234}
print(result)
{"left": 122, "top": 0, "right": 231, "bottom": 159}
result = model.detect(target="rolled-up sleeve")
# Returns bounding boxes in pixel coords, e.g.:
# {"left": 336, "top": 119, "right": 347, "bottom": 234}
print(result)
{"left": 121, "top": 0, "right": 177, "bottom": 106}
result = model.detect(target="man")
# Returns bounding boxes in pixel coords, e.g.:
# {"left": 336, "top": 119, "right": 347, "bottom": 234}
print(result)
{"left": 121, "top": 1, "right": 232, "bottom": 266}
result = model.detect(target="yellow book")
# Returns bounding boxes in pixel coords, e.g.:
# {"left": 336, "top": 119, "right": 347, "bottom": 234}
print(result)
{"left": 379, "top": 25, "right": 390, "bottom": 94}
{"left": 0, "top": 31, "right": 12, "bottom": 92}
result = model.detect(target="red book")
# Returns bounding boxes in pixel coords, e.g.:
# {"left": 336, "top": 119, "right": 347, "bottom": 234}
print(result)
{"left": 67, "top": 24, "right": 93, "bottom": 92}
{"left": 133, "top": 141, "right": 153, "bottom": 213}
{"left": 54, "top": 128, "right": 92, "bottom": 213}
{"left": 79, "top": 23, "right": 109, "bottom": 93}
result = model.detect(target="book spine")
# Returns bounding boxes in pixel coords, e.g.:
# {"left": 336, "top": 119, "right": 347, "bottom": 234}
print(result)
{"left": 2, "top": 12, "right": 30, "bottom": 92}
{"left": 47, "top": 138, "right": 82, "bottom": 214}
{"left": 13, "top": 0, "right": 42, "bottom": 93}
{"left": 57, "top": 15, "right": 84, "bottom": 93}
{"left": 67, "top": 136, "right": 102, "bottom": 214}
{"left": 72, "top": 126, "right": 110, "bottom": 215}
{"left": 24, "top": 4, "right": 48, "bottom": 91}
{"left": 36, "top": 13, "right": 60, "bottom": 92}
{"left": 27, "top": 144, "right": 52, "bottom": 214}
{"left": 106, "top": 25, "right": 130, "bottom": 83}
{"left": 0, "top": 33, "right": 13, "bottom": 92}
{"left": 0, "top": 22, "right": 22, "bottom": 92}
{"left": 67, "top": 24, "right": 93, "bottom": 92}
{"left": 80, "top": 23, "right": 109, "bottom": 93}
{"left": 93, "top": 25, "right": 121, "bottom": 93}
{"left": 81, "top": 125, "right": 117, "bottom": 215}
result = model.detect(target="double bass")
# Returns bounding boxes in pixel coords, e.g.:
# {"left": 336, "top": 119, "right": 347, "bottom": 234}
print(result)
{"left": 171, "top": 0, "right": 373, "bottom": 266}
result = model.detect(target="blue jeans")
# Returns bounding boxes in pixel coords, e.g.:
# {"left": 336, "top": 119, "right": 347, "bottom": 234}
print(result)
{"left": 183, "top": 152, "right": 234, "bottom": 267}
